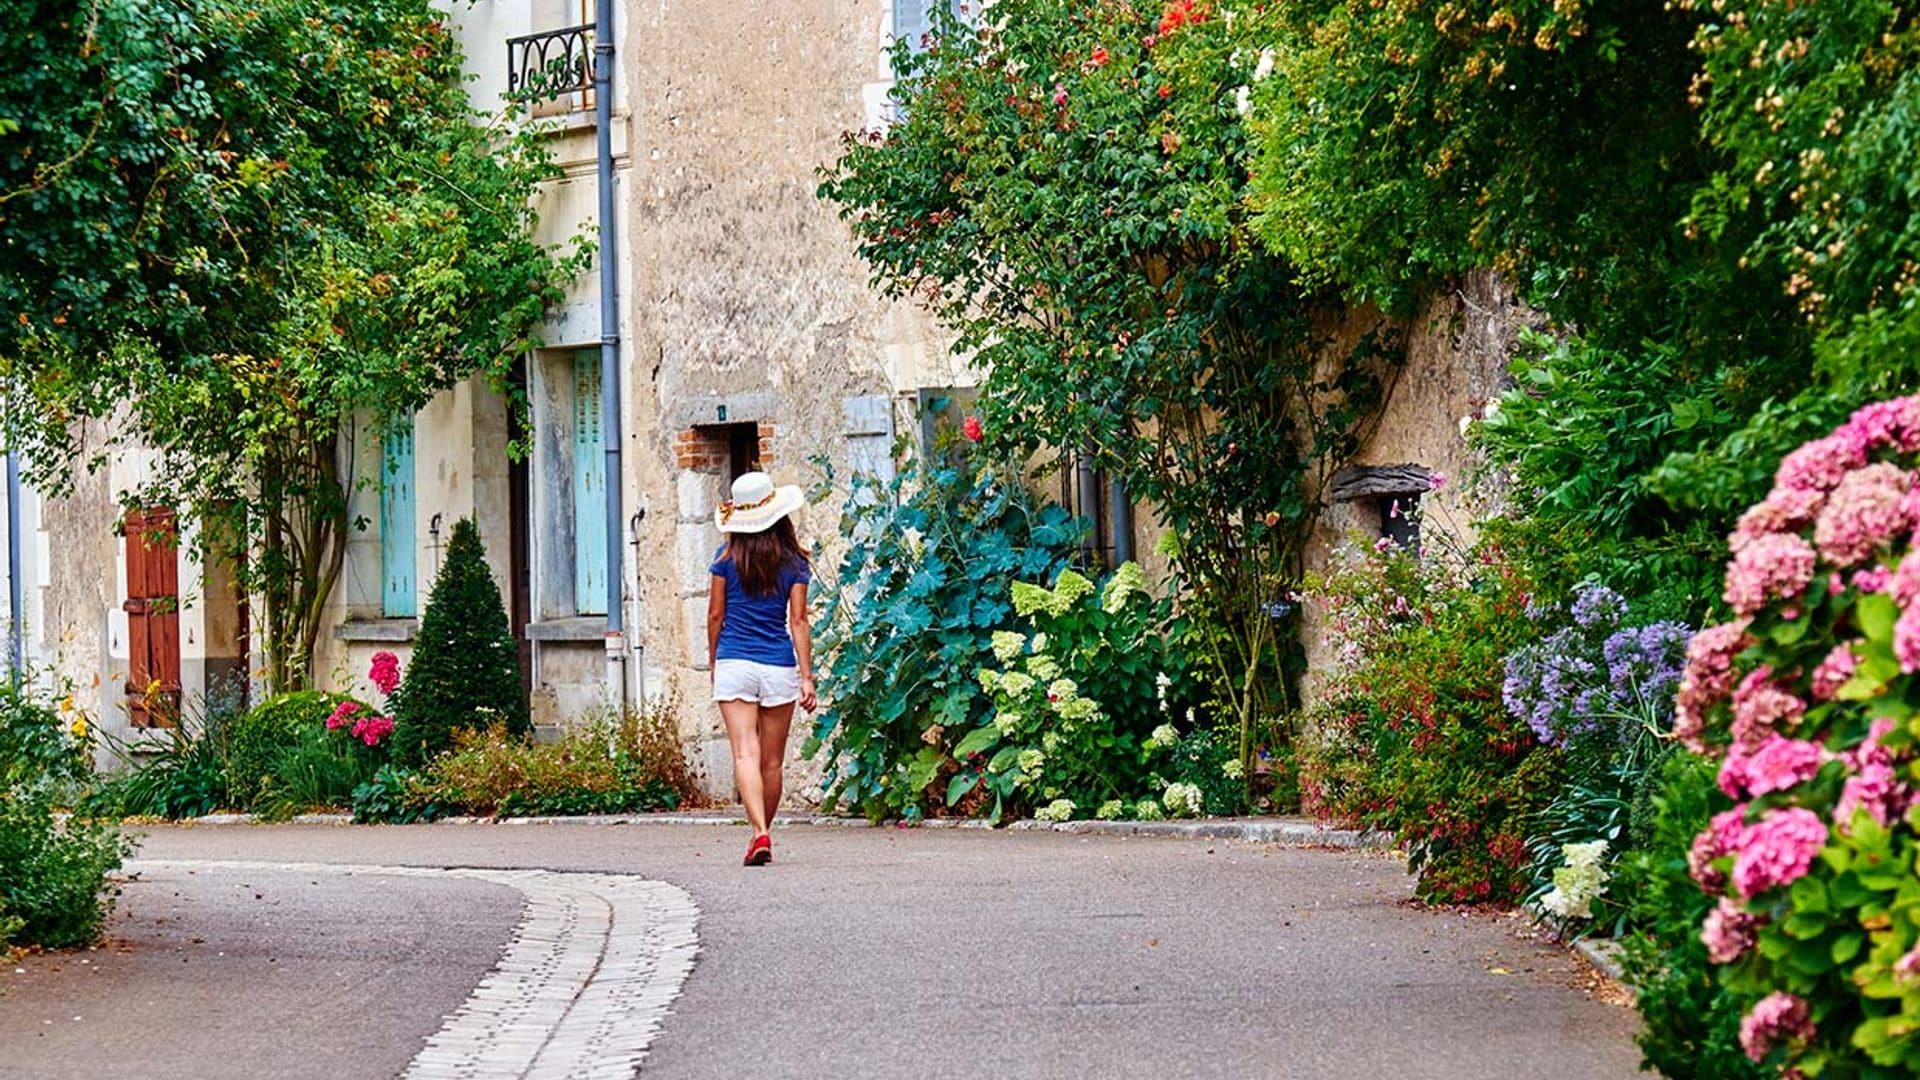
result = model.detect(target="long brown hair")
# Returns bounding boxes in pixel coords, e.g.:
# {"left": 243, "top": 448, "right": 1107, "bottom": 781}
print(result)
{"left": 726, "top": 517, "right": 809, "bottom": 598}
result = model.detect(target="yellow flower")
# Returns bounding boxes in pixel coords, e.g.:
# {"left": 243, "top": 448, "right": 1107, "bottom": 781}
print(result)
{"left": 70, "top": 717, "right": 88, "bottom": 738}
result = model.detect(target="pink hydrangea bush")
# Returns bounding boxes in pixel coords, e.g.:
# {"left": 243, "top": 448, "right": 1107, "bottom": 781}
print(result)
{"left": 1682, "top": 394, "right": 1920, "bottom": 1075}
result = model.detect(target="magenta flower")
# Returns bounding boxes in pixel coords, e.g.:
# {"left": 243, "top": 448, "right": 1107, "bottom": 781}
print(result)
{"left": 351, "top": 714, "right": 395, "bottom": 748}
{"left": 1674, "top": 619, "right": 1753, "bottom": 751}
{"left": 1732, "top": 807, "right": 1828, "bottom": 897}
{"left": 1813, "top": 463, "right": 1915, "bottom": 566}
{"left": 1841, "top": 395, "right": 1920, "bottom": 454}
{"left": 1428, "top": 470, "right": 1448, "bottom": 491}
{"left": 1739, "top": 992, "right": 1814, "bottom": 1063}
{"left": 1701, "top": 896, "right": 1762, "bottom": 964}
{"left": 1724, "top": 532, "right": 1817, "bottom": 616}
{"left": 1894, "top": 942, "right": 1920, "bottom": 984}
{"left": 325, "top": 700, "right": 362, "bottom": 730}
{"left": 369, "top": 650, "right": 402, "bottom": 696}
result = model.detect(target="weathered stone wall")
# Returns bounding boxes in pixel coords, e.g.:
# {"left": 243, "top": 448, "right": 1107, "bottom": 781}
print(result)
{"left": 620, "top": 0, "right": 963, "bottom": 794}
{"left": 1295, "top": 270, "right": 1537, "bottom": 702}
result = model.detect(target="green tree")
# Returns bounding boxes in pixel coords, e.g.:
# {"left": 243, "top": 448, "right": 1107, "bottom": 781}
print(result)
{"left": 389, "top": 517, "right": 527, "bottom": 765}
{"left": 818, "top": 0, "right": 1392, "bottom": 770}
{"left": 0, "top": 0, "right": 584, "bottom": 687}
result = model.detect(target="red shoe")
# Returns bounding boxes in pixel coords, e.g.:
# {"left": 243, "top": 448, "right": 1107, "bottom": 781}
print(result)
{"left": 744, "top": 833, "right": 772, "bottom": 866}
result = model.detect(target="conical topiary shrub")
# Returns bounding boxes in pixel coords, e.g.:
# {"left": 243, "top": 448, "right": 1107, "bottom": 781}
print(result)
{"left": 390, "top": 517, "right": 528, "bottom": 765}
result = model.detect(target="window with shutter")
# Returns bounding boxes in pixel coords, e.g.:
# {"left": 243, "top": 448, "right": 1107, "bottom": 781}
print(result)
{"left": 123, "top": 508, "right": 180, "bottom": 727}
{"left": 893, "top": 0, "right": 927, "bottom": 51}
{"left": 573, "top": 351, "right": 608, "bottom": 616}
{"left": 380, "top": 420, "right": 418, "bottom": 618}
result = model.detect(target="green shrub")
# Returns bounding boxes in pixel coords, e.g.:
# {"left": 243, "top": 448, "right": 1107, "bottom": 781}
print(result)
{"left": 389, "top": 517, "right": 528, "bottom": 765}
{"left": 0, "top": 683, "right": 128, "bottom": 950}
{"left": 256, "top": 723, "right": 382, "bottom": 820}
{"left": 1300, "top": 538, "right": 1560, "bottom": 903}
{"left": 85, "top": 683, "right": 250, "bottom": 819}
{"left": 808, "top": 452, "right": 1082, "bottom": 820}
{"left": 1616, "top": 751, "right": 1764, "bottom": 1080}
{"left": 356, "top": 703, "right": 696, "bottom": 822}
{"left": 226, "top": 691, "right": 339, "bottom": 810}
{"left": 943, "top": 563, "right": 1204, "bottom": 821}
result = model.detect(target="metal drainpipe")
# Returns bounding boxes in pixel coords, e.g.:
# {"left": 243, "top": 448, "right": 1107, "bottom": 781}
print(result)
{"left": 594, "top": 0, "right": 627, "bottom": 707}
{"left": 1075, "top": 449, "right": 1099, "bottom": 565}
{"left": 1107, "top": 472, "right": 1132, "bottom": 564}
{"left": 5, "top": 450, "right": 22, "bottom": 683}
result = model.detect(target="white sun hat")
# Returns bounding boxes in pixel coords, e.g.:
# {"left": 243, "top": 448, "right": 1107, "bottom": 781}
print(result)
{"left": 715, "top": 471, "right": 805, "bottom": 534}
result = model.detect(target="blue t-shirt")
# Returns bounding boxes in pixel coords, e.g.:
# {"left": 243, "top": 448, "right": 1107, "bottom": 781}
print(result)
{"left": 710, "top": 545, "right": 811, "bottom": 667}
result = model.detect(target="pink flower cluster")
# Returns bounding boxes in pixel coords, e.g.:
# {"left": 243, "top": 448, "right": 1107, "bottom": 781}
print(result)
{"left": 1739, "top": 992, "right": 1814, "bottom": 1064}
{"left": 1834, "top": 718, "right": 1909, "bottom": 831}
{"left": 1674, "top": 618, "right": 1752, "bottom": 752}
{"left": 1731, "top": 808, "right": 1829, "bottom": 898}
{"left": 1718, "top": 735, "right": 1826, "bottom": 800}
{"left": 1724, "top": 533, "right": 1817, "bottom": 616}
{"left": 1729, "top": 667, "right": 1805, "bottom": 749}
{"left": 1701, "top": 896, "right": 1763, "bottom": 964}
{"left": 326, "top": 700, "right": 362, "bottom": 730}
{"left": 1686, "top": 395, "right": 1920, "bottom": 1073}
{"left": 369, "top": 650, "right": 402, "bottom": 696}
{"left": 350, "top": 714, "right": 394, "bottom": 748}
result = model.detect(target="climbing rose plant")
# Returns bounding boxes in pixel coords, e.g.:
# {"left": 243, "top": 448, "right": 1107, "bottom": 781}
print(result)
{"left": 1679, "top": 394, "right": 1920, "bottom": 1075}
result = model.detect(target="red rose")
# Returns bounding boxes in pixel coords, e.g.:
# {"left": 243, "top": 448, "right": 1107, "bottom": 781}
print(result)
{"left": 1090, "top": 45, "right": 1110, "bottom": 67}
{"left": 962, "top": 415, "right": 984, "bottom": 443}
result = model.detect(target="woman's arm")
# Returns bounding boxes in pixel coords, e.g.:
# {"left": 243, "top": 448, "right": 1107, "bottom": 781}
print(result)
{"left": 789, "top": 581, "right": 816, "bottom": 712}
{"left": 707, "top": 575, "right": 727, "bottom": 672}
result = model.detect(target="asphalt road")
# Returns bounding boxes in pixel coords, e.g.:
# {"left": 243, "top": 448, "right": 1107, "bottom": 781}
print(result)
{"left": 1, "top": 822, "right": 1645, "bottom": 1079}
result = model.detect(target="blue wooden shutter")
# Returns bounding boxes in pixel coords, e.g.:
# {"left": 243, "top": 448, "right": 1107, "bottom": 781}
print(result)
{"left": 380, "top": 420, "right": 417, "bottom": 618}
{"left": 573, "top": 352, "right": 608, "bottom": 616}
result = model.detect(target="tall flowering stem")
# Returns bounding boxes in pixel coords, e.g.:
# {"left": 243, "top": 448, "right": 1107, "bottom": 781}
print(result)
{"left": 1682, "top": 394, "right": 1920, "bottom": 1076}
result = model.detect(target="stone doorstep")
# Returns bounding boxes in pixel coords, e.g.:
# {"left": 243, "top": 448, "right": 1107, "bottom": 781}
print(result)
{"left": 169, "top": 810, "right": 1392, "bottom": 850}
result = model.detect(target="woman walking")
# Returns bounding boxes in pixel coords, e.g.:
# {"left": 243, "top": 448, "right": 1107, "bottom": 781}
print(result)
{"left": 707, "top": 471, "right": 815, "bottom": 866}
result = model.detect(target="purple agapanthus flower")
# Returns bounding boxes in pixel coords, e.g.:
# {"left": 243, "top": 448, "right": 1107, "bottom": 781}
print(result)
{"left": 1503, "top": 585, "right": 1692, "bottom": 747}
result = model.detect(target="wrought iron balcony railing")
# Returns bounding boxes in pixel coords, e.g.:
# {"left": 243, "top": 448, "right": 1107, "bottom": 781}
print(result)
{"left": 506, "top": 23, "right": 595, "bottom": 115}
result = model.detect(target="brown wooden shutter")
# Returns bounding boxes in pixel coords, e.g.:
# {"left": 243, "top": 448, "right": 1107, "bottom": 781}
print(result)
{"left": 123, "top": 508, "right": 181, "bottom": 727}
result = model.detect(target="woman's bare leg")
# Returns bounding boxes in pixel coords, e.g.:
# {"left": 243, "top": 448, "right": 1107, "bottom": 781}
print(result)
{"left": 757, "top": 702, "right": 795, "bottom": 825}
{"left": 720, "top": 699, "right": 770, "bottom": 836}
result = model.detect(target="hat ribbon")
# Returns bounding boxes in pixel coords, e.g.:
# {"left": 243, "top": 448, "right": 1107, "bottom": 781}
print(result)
{"left": 719, "top": 490, "right": 778, "bottom": 524}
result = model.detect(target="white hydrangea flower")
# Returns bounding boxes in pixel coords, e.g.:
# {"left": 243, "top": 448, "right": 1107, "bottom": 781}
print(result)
{"left": 1045, "top": 678, "right": 1079, "bottom": 708}
{"left": 1052, "top": 569, "right": 1094, "bottom": 609}
{"left": 1132, "top": 799, "right": 1166, "bottom": 821}
{"left": 999, "top": 671, "right": 1036, "bottom": 698}
{"left": 1221, "top": 758, "right": 1245, "bottom": 780}
{"left": 1027, "top": 655, "right": 1062, "bottom": 681}
{"left": 994, "top": 712, "right": 1021, "bottom": 736}
{"left": 1041, "top": 732, "right": 1061, "bottom": 752}
{"left": 1099, "top": 562, "right": 1149, "bottom": 614}
{"left": 1162, "top": 781, "right": 1205, "bottom": 818}
{"left": 990, "top": 630, "right": 1027, "bottom": 663}
{"left": 977, "top": 668, "right": 1001, "bottom": 693}
{"left": 1148, "top": 723, "right": 1179, "bottom": 750}
{"left": 1253, "top": 47, "right": 1275, "bottom": 81}
{"left": 1017, "top": 748, "right": 1046, "bottom": 775}
{"left": 1058, "top": 698, "right": 1099, "bottom": 723}
{"left": 1096, "top": 799, "right": 1125, "bottom": 820}
{"left": 1030, "top": 632, "right": 1049, "bottom": 653}
{"left": 1034, "top": 798, "right": 1076, "bottom": 823}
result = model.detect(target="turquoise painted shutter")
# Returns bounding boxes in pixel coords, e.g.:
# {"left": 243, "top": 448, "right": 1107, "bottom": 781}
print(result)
{"left": 380, "top": 420, "right": 417, "bottom": 618}
{"left": 573, "top": 352, "right": 608, "bottom": 616}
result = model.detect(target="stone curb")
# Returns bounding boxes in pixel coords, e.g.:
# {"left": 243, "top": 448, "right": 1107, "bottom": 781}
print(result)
{"left": 167, "top": 810, "right": 1393, "bottom": 849}
{"left": 1572, "top": 937, "right": 1629, "bottom": 988}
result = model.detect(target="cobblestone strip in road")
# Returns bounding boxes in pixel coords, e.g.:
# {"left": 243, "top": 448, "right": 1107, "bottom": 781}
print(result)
{"left": 128, "top": 860, "right": 700, "bottom": 1080}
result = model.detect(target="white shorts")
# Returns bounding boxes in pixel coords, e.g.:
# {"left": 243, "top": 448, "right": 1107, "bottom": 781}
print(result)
{"left": 712, "top": 659, "right": 801, "bottom": 706}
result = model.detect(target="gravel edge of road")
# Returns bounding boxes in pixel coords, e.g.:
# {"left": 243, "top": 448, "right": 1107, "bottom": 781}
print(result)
{"left": 166, "top": 811, "right": 1394, "bottom": 849}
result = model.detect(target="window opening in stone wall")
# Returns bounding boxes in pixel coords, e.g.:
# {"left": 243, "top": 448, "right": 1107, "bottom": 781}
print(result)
{"left": 1330, "top": 464, "right": 1430, "bottom": 555}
